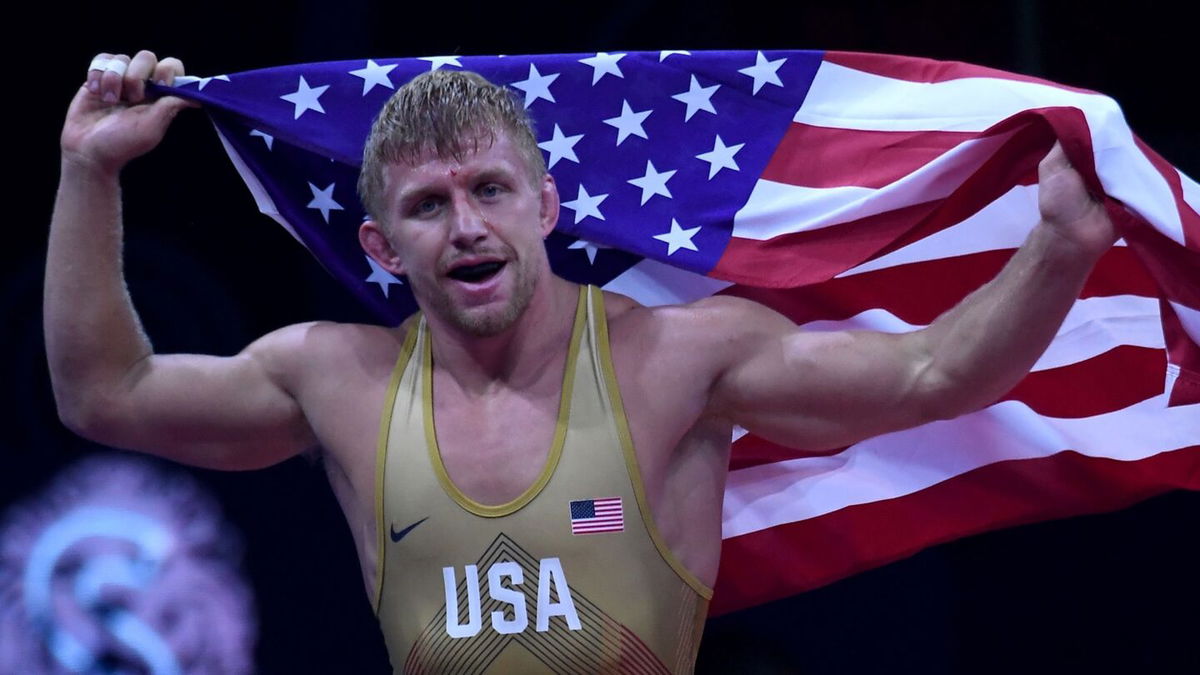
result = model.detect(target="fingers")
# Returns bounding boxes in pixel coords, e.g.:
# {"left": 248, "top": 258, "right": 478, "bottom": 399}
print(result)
{"left": 97, "top": 54, "right": 131, "bottom": 103}
{"left": 124, "top": 50, "right": 159, "bottom": 103}
{"left": 86, "top": 53, "right": 112, "bottom": 94}
{"left": 85, "top": 51, "right": 189, "bottom": 105}
{"left": 153, "top": 57, "right": 186, "bottom": 86}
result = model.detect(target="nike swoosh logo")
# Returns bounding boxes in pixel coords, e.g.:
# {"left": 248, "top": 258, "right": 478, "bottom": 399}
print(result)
{"left": 390, "top": 517, "right": 429, "bottom": 543}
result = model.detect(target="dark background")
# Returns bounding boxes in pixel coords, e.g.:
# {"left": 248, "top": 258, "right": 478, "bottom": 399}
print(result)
{"left": 5, "top": 1, "right": 1198, "bottom": 672}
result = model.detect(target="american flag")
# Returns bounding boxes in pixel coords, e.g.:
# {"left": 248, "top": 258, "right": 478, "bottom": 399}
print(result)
{"left": 155, "top": 49, "right": 1200, "bottom": 616}
{"left": 569, "top": 497, "right": 625, "bottom": 535}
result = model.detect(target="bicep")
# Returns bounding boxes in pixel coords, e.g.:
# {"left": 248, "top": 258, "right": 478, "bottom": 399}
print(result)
{"left": 76, "top": 329, "right": 318, "bottom": 470}
{"left": 710, "top": 310, "right": 937, "bottom": 451}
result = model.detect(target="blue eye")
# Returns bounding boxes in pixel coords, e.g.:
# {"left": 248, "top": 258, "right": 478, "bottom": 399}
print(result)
{"left": 413, "top": 198, "right": 440, "bottom": 216}
{"left": 479, "top": 184, "right": 502, "bottom": 198}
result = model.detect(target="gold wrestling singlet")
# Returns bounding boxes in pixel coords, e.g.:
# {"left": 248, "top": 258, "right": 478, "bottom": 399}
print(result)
{"left": 373, "top": 285, "right": 712, "bottom": 674}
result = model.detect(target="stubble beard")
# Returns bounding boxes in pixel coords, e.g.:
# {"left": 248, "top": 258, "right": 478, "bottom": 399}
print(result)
{"left": 416, "top": 251, "right": 541, "bottom": 338}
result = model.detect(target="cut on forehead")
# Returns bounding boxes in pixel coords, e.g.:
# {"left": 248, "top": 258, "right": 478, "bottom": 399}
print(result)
{"left": 359, "top": 69, "right": 546, "bottom": 223}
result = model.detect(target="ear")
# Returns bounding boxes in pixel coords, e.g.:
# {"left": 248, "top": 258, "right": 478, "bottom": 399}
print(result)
{"left": 538, "top": 173, "right": 560, "bottom": 238}
{"left": 359, "top": 219, "right": 406, "bottom": 276}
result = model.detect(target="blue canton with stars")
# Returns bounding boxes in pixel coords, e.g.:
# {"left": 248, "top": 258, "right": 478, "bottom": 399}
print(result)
{"left": 150, "top": 51, "right": 822, "bottom": 323}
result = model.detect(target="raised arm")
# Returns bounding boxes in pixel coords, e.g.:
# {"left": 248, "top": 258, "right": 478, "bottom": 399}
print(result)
{"left": 707, "top": 143, "right": 1117, "bottom": 451}
{"left": 46, "top": 51, "right": 317, "bottom": 469}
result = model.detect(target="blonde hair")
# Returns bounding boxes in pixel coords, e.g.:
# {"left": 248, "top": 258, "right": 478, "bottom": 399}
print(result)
{"left": 358, "top": 69, "right": 545, "bottom": 223}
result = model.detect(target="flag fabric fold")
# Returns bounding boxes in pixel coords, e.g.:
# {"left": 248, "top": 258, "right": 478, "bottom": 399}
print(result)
{"left": 152, "top": 50, "right": 1200, "bottom": 616}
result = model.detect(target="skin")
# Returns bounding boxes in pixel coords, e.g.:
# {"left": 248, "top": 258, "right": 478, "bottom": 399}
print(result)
{"left": 47, "top": 51, "right": 1116, "bottom": 598}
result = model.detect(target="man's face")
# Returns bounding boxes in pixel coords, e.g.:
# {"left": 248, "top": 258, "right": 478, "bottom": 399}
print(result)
{"left": 377, "top": 132, "right": 556, "bottom": 337}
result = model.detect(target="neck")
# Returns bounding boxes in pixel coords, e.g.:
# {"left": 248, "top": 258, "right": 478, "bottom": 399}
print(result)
{"left": 423, "top": 276, "right": 579, "bottom": 394}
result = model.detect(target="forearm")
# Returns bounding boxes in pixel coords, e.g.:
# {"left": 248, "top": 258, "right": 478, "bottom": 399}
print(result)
{"left": 44, "top": 157, "right": 154, "bottom": 427}
{"left": 915, "top": 219, "right": 1105, "bottom": 417}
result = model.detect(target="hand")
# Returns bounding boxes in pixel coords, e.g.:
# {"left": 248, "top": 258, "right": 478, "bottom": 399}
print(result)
{"left": 61, "top": 50, "right": 197, "bottom": 176}
{"left": 1036, "top": 141, "right": 1118, "bottom": 258}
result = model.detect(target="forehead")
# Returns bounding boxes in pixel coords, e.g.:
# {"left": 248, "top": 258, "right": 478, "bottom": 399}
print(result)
{"left": 392, "top": 131, "right": 525, "bottom": 179}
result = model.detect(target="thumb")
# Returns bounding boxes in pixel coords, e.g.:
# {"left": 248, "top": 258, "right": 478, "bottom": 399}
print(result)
{"left": 1037, "top": 141, "right": 1070, "bottom": 179}
{"left": 142, "top": 95, "right": 197, "bottom": 130}
{"left": 155, "top": 94, "right": 199, "bottom": 117}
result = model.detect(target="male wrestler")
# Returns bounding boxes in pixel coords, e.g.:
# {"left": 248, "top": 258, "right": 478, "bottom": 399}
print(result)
{"left": 47, "top": 50, "right": 1116, "bottom": 673}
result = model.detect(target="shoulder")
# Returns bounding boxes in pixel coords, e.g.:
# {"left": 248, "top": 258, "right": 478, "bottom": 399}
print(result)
{"left": 604, "top": 291, "right": 792, "bottom": 354}
{"left": 602, "top": 290, "right": 795, "bottom": 387}
{"left": 243, "top": 319, "right": 412, "bottom": 389}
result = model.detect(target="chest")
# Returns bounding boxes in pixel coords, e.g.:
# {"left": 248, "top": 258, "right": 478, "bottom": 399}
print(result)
{"left": 431, "top": 372, "right": 565, "bottom": 506}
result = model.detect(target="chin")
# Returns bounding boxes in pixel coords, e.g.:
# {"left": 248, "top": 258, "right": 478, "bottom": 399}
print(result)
{"left": 424, "top": 264, "right": 540, "bottom": 337}
{"left": 452, "top": 304, "right": 523, "bottom": 337}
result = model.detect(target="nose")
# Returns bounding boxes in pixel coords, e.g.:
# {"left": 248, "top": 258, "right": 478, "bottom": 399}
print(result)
{"left": 448, "top": 193, "right": 490, "bottom": 248}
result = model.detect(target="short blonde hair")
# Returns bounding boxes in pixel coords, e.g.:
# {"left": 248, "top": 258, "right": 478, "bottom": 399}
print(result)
{"left": 358, "top": 69, "right": 545, "bottom": 223}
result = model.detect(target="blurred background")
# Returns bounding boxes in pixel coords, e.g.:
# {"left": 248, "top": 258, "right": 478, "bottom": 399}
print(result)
{"left": 5, "top": 1, "right": 1197, "bottom": 672}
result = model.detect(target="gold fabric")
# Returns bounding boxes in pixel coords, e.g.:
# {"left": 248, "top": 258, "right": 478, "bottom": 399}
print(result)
{"left": 373, "top": 286, "right": 711, "bottom": 674}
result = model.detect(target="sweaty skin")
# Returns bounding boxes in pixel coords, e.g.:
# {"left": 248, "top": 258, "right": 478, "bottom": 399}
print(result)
{"left": 47, "top": 51, "right": 1116, "bottom": 603}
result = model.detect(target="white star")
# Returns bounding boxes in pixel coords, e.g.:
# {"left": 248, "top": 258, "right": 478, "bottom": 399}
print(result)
{"left": 653, "top": 219, "right": 701, "bottom": 255}
{"left": 560, "top": 185, "right": 608, "bottom": 224}
{"left": 672, "top": 75, "right": 719, "bottom": 122}
{"left": 250, "top": 129, "right": 274, "bottom": 150}
{"left": 537, "top": 124, "right": 584, "bottom": 170}
{"left": 738, "top": 51, "right": 786, "bottom": 95}
{"left": 659, "top": 50, "right": 691, "bottom": 61}
{"left": 281, "top": 76, "right": 329, "bottom": 120}
{"left": 578, "top": 52, "right": 626, "bottom": 84}
{"left": 696, "top": 135, "right": 745, "bottom": 179}
{"left": 306, "top": 182, "right": 343, "bottom": 223}
{"left": 171, "top": 74, "right": 228, "bottom": 90}
{"left": 197, "top": 75, "right": 229, "bottom": 90}
{"left": 567, "top": 239, "right": 607, "bottom": 264}
{"left": 349, "top": 60, "right": 396, "bottom": 95}
{"left": 603, "top": 100, "right": 652, "bottom": 146}
{"left": 419, "top": 55, "right": 463, "bottom": 70}
{"left": 627, "top": 161, "right": 676, "bottom": 205}
{"left": 364, "top": 256, "right": 403, "bottom": 297}
{"left": 510, "top": 64, "right": 559, "bottom": 108}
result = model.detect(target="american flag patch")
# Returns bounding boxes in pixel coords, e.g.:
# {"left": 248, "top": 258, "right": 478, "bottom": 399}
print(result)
{"left": 569, "top": 497, "right": 624, "bottom": 535}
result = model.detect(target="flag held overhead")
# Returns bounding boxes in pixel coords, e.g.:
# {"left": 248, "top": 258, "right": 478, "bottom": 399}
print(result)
{"left": 151, "top": 49, "right": 1200, "bottom": 615}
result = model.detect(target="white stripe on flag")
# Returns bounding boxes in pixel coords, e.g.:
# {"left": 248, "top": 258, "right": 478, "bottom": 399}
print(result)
{"left": 1169, "top": 300, "right": 1200, "bottom": 346}
{"left": 838, "top": 185, "right": 1041, "bottom": 276}
{"left": 732, "top": 131, "right": 1019, "bottom": 240}
{"left": 800, "top": 295, "right": 1164, "bottom": 372}
{"left": 722, "top": 394, "right": 1200, "bottom": 538}
{"left": 794, "top": 60, "right": 1185, "bottom": 245}
{"left": 601, "top": 257, "right": 731, "bottom": 307}
{"left": 1180, "top": 168, "right": 1200, "bottom": 215}
{"left": 795, "top": 61, "right": 1118, "bottom": 133}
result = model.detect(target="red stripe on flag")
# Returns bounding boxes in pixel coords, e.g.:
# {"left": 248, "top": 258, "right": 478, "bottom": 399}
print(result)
{"left": 729, "top": 435, "right": 844, "bottom": 472}
{"left": 760, "top": 124, "right": 979, "bottom": 189}
{"left": 997, "top": 345, "right": 1167, "bottom": 416}
{"left": 722, "top": 246, "right": 1156, "bottom": 327}
{"left": 728, "top": 345, "right": 1169, "bottom": 472}
{"left": 823, "top": 51, "right": 1098, "bottom": 93}
{"left": 1132, "top": 134, "right": 1200, "bottom": 250}
{"left": 711, "top": 444, "right": 1200, "bottom": 615}
{"left": 716, "top": 112, "right": 1061, "bottom": 286}
{"left": 1118, "top": 212, "right": 1200, "bottom": 405}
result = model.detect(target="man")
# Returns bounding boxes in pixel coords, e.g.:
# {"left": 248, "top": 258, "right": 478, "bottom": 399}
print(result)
{"left": 47, "top": 50, "right": 1116, "bottom": 673}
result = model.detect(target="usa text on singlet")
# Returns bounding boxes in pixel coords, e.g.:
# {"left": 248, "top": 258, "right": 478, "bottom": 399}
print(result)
{"left": 373, "top": 285, "right": 712, "bottom": 674}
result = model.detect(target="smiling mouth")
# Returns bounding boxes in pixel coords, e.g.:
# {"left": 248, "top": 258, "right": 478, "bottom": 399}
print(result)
{"left": 446, "top": 261, "right": 506, "bottom": 283}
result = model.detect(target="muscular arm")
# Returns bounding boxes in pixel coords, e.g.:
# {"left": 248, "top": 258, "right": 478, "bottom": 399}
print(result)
{"left": 46, "top": 51, "right": 317, "bottom": 469}
{"left": 707, "top": 144, "right": 1117, "bottom": 450}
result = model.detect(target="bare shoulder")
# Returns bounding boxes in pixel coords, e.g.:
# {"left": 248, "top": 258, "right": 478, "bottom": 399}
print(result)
{"left": 603, "top": 290, "right": 791, "bottom": 365}
{"left": 601, "top": 290, "right": 797, "bottom": 427}
{"left": 246, "top": 319, "right": 411, "bottom": 392}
